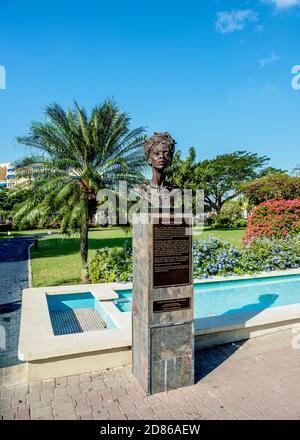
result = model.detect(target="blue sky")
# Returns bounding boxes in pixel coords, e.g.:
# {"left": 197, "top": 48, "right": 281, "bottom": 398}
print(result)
{"left": 0, "top": 0, "right": 300, "bottom": 172}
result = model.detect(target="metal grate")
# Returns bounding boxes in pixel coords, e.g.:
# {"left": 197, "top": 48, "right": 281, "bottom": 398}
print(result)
{"left": 50, "top": 308, "right": 107, "bottom": 336}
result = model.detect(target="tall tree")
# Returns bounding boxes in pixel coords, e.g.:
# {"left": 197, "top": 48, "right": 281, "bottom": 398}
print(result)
{"left": 14, "top": 100, "right": 146, "bottom": 282}
{"left": 195, "top": 151, "right": 269, "bottom": 213}
{"left": 256, "top": 166, "right": 287, "bottom": 178}
{"left": 167, "top": 150, "right": 270, "bottom": 213}
{"left": 239, "top": 173, "right": 300, "bottom": 206}
{"left": 165, "top": 147, "right": 198, "bottom": 189}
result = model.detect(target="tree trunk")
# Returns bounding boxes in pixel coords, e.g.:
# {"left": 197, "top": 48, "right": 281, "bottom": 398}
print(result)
{"left": 80, "top": 201, "right": 89, "bottom": 283}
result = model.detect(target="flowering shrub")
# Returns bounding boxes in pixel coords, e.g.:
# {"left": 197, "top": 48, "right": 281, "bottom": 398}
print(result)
{"left": 244, "top": 199, "right": 300, "bottom": 242}
{"left": 239, "top": 236, "right": 300, "bottom": 273}
{"left": 89, "top": 235, "right": 300, "bottom": 282}
{"left": 193, "top": 236, "right": 240, "bottom": 277}
{"left": 89, "top": 240, "right": 132, "bottom": 283}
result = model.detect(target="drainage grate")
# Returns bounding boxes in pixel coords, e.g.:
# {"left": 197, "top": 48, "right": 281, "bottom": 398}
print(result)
{"left": 50, "top": 308, "right": 107, "bottom": 336}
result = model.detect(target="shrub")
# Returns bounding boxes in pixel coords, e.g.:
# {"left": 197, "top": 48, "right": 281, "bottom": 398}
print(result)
{"left": 193, "top": 236, "right": 240, "bottom": 277}
{"left": 244, "top": 199, "right": 300, "bottom": 242}
{"left": 239, "top": 236, "right": 300, "bottom": 273}
{"left": 240, "top": 174, "right": 300, "bottom": 206}
{"left": 233, "top": 218, "right": 247, "bottom": 228}
{"left": 88, "top": 235, "right": 300, "bottom": 282}
{"left": 210, "top": 200, "right": 246, "bottom": 229}
{"left": 89, "top": 240, "right": 132, "bottom": 283}
{"left": 212, "top": 214, "right": 235, "bottom": 229}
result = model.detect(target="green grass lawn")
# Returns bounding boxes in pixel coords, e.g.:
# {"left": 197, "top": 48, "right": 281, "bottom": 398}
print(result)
{"left": 30, "top": 226, "right": 245, "bottom": 287}
{"left": 0, "top": 229, "right": 50, "bottom": 240}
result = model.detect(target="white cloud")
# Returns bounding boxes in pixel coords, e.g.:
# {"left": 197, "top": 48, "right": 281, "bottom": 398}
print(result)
{"left": 215, "top": 9, "right": 258, "bottom": 34}
{"left": 259, "top": 51, "right": 280, "bottom": 67}
{"left": 262, "top": 0, "right": 300, "bottom": 9}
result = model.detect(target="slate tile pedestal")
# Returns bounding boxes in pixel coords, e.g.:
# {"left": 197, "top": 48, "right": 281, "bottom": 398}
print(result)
{"left": 132, "top": 213, "right": 194, "bottom": 395}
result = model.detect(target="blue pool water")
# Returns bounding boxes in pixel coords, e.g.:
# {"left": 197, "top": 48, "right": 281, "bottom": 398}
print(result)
{"left": 113, "top": 274, "right": 300, "bottom": 318}
{"left": 46, "top": 292, "right": 96, "bottom": 311}
{"left": 46, "top": 292, "right": 117, "bottom": 331}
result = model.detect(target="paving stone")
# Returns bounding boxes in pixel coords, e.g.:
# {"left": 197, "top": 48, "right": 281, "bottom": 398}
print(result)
{"left": 0, "top": 397, "right": 12, "bottom": 410}
{"left": 80, "top": 382, "right": 94, "bottom": 393}
{"left": 12, "top": 396, "right": 26, "bottom": 408}
{"left": 30, "top": 405, "right": 53, "bottom": 419}
{"left": 2, "top": 411, "right": 15, "bottom": 420}
{"left": 55, "top": 377, "right": 68, "bottom": 386}
{"left": 29, "top": 382, "right": 42, "bottom": 393}
{"left": 67, "top": 384, "right": 81, "bottom": 396}
{"left": 117, "top": 396, "right": 136, "bottom": 413}
{"left": 54, "top": 386, "right": 68, "bottom": 398}
{"left": 15, "top": 408, "right": 30, "bottom": 420}
{"left": 137, "top": 406, "right": 155, "bottom": 419}
{"left": 75, "top": 401, "right": 92, "bottom": 416}
{"left": 40, "top": 390, "right": 54, "bottom": 403}
{"left": 0, "top": 239, "right": 33, "bottom": 369}
{"left": 107, "top": 402, "right": 122, "bottom": 416}
{"left": 80, "top": 413, "right": 94, "bottom": 420}
{"left": 125, "top": 410, "right": 143, "bottom": 420}
{"left": 53, "top": 402, "right": 76, "bottom": 417}
{"left": 92, "top": 409, "right": 110, "bottom": 420}
{"left": 87, "top": 392, "right": 103, "bottom": 411}
{"left": 110, "top": 413, "right": 127, "bottom": 420}
{"left": 42, "top": 379, "right": 55, "bottom": 390}
{"left": 67, "top": 375, "right": 80, "bottom": 385}
{"left": 26, "top": 391, "right": 41, "bottom": 404}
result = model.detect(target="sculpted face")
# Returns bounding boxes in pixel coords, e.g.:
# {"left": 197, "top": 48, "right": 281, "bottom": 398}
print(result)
{"left": 147, "top": 143, "right": 172, "bottom": 171}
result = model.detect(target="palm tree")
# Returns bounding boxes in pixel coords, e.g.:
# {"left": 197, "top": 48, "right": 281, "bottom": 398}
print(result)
{"left": 14, "top": 100, "right": 146, "bottom": 282}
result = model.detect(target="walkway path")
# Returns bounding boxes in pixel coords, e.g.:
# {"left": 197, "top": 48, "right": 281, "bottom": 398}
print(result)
{"left": 0, "top": 238, "right": 33, "bottom": 372}
{"left": 1, "top": 329, "right": 300, "bottom": 420}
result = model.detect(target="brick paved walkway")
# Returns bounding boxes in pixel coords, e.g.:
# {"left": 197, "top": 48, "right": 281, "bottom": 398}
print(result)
{"left": 1, "top": 329, "right": 300, "bottom": 420}
{"left": 0, "top": 238, "right": 33, "bottom": 369}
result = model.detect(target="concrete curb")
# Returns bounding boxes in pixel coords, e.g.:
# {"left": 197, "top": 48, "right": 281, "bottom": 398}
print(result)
{"left": 27, "top": 242, "right": 33, "bottom": 288}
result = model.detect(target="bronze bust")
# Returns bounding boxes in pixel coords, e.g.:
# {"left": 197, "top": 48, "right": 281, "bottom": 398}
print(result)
{"left": 135, "top": 132, "right": 180, "bottom": 208}
{"left": 144, "top": 132, "right": 176, "bottom": 188}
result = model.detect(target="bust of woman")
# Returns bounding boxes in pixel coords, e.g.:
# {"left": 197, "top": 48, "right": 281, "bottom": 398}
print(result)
{"left": 135, "top": 132, "right": 180, "bottom": 208}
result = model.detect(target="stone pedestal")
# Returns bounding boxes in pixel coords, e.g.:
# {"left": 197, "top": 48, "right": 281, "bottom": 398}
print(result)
{"left": 132, "top": 213, "right": 194, "bottom": 395}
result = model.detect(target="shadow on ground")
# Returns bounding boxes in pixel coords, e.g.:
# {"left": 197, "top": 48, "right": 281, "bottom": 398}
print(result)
{"left": 195, "top": 339, "right": 247, "bottom": 383}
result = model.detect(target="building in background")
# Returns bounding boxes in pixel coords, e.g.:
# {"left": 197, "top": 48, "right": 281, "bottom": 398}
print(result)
{"left": 0, "top": 161, "right": 43, "bottom": 189}
{"left": 0, "top": 162, "right": 16, "bottom": 188}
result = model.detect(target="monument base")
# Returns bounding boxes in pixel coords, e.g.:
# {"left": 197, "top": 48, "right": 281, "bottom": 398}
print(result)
{"left": 132, "top": 214, "right": 194, "bottom": 395}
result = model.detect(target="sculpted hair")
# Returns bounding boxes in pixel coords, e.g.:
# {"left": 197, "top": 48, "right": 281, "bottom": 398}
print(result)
{"left": 144, "top": 132, "right": 176, "bottom": 160}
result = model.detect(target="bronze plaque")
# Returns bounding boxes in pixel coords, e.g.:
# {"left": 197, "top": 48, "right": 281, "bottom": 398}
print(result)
{"left": 152, "top": 219, "right": 191, "bottom": 288}
{"left": 153, "top": 298, "right": 191, "bottom": 313}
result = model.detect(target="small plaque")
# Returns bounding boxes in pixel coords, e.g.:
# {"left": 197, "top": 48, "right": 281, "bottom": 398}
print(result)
{"left": 152, "top": 218, "right": 192, "bottom": 288}
{"left": 153, "top": 297, "right": 191, "bottom": 313}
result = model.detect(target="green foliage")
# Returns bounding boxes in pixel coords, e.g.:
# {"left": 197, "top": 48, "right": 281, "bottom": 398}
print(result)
{"left": 239, "top": 236, "right": 300, "bottom": 273}
{"left": 88, "top": 235, "right": 300, "bottom": 282}
{"left": 211, "top": 200, "right": 246, "bottom": 229}
{"left": 14, "top": 100, "right": 146, "bottom": 232}
{"left": 256, "top": 166, "right": 288, "bottom": 178}
{"left": 165, "top": 147, "right": 198, "bottom": 190}
{"left": 89, "top": 240, "right": 132, "bottom": 283}
{"left": 0, "top": 187, "right": 29, "bottom": 221}
{"left": 193, "top": 236, "right": 240, "bottom": 277}
{"left": 233, "top": 218, "right": 247, "bottom": 228}
{"left": 195, "top": 151, "right": 269, "bottom": 213}
{"left": 13, "top": 100, "right": 146, "bottom": 278}
{"left": 240, "top": 174, "right": 300, "bottom": 206}
{"left": 166, "top": 149, "right": 270, "bottom": 213}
